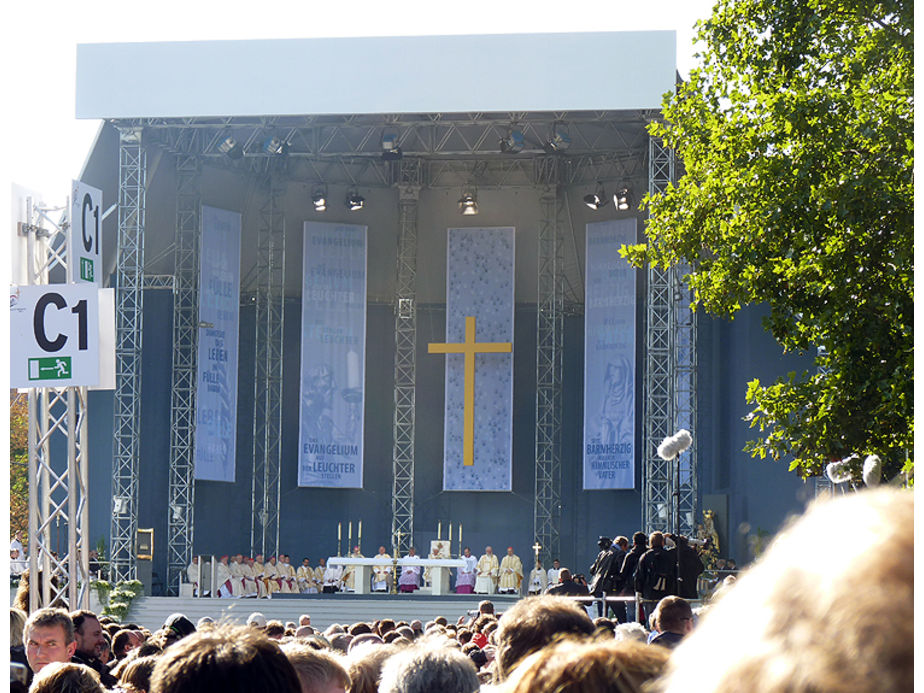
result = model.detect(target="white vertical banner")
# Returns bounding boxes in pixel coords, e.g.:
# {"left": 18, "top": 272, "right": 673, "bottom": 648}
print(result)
{"left": 297, "top": 222, "right": 367, "bottom": 488}
{"left": 69, "top": 180, "right": 103, "bottom": 286}
{"left": 583, "top": 219, "right": 637, "bottom": 490}
{"left": 194, "top": 206, "right": 241, "bottom": 482}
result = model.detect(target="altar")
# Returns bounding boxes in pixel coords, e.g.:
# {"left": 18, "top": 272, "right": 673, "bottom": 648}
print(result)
{"left": 327, "top": 556, "right": 466, "bottom": 596}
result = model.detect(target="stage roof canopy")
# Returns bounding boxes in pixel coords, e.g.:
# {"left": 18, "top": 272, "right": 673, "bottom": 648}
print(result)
{"left": 76, "top": 31, "right": 676, "bottom": 119}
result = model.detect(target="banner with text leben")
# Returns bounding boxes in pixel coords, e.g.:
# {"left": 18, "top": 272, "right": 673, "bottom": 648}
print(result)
{"left": 583, "top": 219, "right": 637, "bottom": 490}
{"left": 440, "top": 227, "right": 514, "bottom": 491}
{"left": 298, "top": 222, "right": 367, "bottom": 488}
{"left": 194, "top": 206, "right": 242, "bottom": 482}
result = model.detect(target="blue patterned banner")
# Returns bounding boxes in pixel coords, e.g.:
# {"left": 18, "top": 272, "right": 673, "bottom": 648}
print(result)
{"left": 583, "top": 219, "right": 637, "bottom": 490}
{"left": 437, "top": 227, "right": 515, "bottom": 491}
{"left": 194, "top": 206, "right": 242, "bottom": 482}
{"left": 298, "top": 222, "right": 367, "bottom": 488}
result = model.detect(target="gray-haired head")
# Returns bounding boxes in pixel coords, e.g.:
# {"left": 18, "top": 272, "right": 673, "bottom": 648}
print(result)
{"left": 378, "top": 642, "right": 479, "bottom": 693}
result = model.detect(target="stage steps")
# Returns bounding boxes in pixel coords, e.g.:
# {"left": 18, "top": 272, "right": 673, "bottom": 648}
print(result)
{"left": 123, "top": 594, "right": 522, "bottom": 633}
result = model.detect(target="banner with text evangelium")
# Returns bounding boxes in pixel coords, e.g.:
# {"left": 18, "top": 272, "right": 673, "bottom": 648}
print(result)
{"left": 441, "top": 227, "right": 515, "bottom": 491}
{"left": 298, "top": 222, "right": 367, "bottom": 488}
{"left": 194, "top": 206, "right": 242, "bottom": 482}
{"left": 583, "top": 219, "right": 637, "bottom": 490}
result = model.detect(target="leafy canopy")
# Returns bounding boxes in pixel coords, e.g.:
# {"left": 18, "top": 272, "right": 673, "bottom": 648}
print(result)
{"left": 622, "top": 0, "right": 913, "bottom": 481}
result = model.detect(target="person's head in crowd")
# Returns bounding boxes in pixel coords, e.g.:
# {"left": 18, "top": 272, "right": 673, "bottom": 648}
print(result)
{"left": 552, "top": 558, "right": 561, "bottom": 569}
{"left": 377, "top": 618, "right": 397, "bottom": 636}
{"left": 329, "top": 633, "right": 354, "bottom": 653}
{"left": 410, "top": 620, "right": 423, "bottom": 635}
{"left": 24, "top": 607, "right": 77, "bottom": 673}
{"left": 484, "top": 546, "right": 493, "bottom": 557}
{"left": 658, "top": 488, "right": 913, "bottom": 693}
{"left": 726, "top": 558, "right": 737, "bottom": 570}
{"left": 29, "top": 661, "right": 105, "bottom": 693}
{"left": 593, "top": 617, "right": 616, "bottom": 635}
{"left": 149, "top": 624, "right": 300, "bottom": 693}
{"left": 349, "top": 633, "right": 384, "bottom": 654}
{"left": 119, "top": 654, "right": 158, "bottom": 693}
{"left": 501, "top": 637, "right": 670, "bottom": 693}
{"left": 477, "top": 600, "right": 495, "bottom": 615}
{"left": 650, "top": 597, "right": 694, "bottom": 648}
{"left": 378, "top": 641, "right": 479, "bottom": 693}
{"left": 494, "top": 595, "right": 595, "bottom": 681}
{"left": 349, "top": 622, "right": 372, "bottom": 636}
{"left": 296, "top": 626, "right": 316, "bottom": 640}
{"left": 281, "top": 642, "right": 351, "bottom": 693}
{"left": 462, "top": 546, "right": 472, "bottom": 558}
{"left": 715, "top": 557, "right": 726, "bottom": 570}
{"left": 649, "top": 531, "right": 665, "bottom": 549}
{"left": 265, "top": 620, "right": 286, "bottom": 640}
{"left": 614, "top": 536, "right": 629, "bottom": 551}
{"left": 345, "top": 643, "right": 398, "bottom": 693}
{"left": 70, "top": 610, "right": 106, "bottom": 659}
{"left": 557, "top": 568, "right": 574, "bottom": 583}
{"left": 457, "top": 629, "right": 473, "bottom": 645}
{"left": 382, "top": 630, "right": 406, "bottom": 644}
{"left": 613, "top": 622, "right": 649, "bottom": 643}
{"left": 197, "top": 616, "right": 215, "bottom": 629}
{"left": 299, "top": 614, "right": 312, "bottom": 627}
{"left": 163, "top": 613, "right": 197, "bottom": 643}
{"left": 10, "top": 606, "right": 27, "bottom": 648}
{"left": 99, "top": 634, "right": 112, "bottom": 664}
{"left": 632, "top": 531, "right": 648, "bottom": 548}
{"left": 247, "top": 612, "right": 267, "bottom": 629}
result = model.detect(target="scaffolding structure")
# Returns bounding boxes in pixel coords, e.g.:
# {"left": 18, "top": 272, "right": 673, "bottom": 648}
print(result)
{"left": 18, "top": 194, "right": 91, "bottom": 611}
{"left": 109, "top": 127, "right": 146, "bottom": 582}
{"left": 642, "top": 135, "right": 698, "bottom": 536}
{"left": 165, "top": 147, "right": 201, "bottom": 595}
{"left": 249, "top": 170, "right": 287, "bottom": 558}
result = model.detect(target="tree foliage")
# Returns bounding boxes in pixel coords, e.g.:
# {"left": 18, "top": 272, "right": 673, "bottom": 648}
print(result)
{"left": 623, "top": 0, "right": 913, "bottom": 481}
{"left": 10, "top": 392, "right": 29, "bottom": 542}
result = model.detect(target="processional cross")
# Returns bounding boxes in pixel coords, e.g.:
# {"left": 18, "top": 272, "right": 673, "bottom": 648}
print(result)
{"left": 428, "top": 316, "right": 512, "bottom": 466}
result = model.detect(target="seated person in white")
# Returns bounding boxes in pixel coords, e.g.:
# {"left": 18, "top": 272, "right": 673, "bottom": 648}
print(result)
{"left": 372, "top": 545, "right": 393, "bottom": 592}
{"left": 475, "top": 546, "right": 500, "bottom": 595}
{"left": 398, "top": 547, "right": 421, "bottom": 592}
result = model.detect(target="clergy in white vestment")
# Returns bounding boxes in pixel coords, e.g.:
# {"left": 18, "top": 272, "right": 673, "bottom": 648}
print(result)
{"left": 253, "top": 554, "right": 269, "bottom": 595}
{"left": 313, "top": 559, "right": 327, "bottom": 593}
{"left": 215, "top": 555, "right": 234, "bottom": 598}
{"left": 186, "top": 556, "right": 202, "bottom": 596}
{"left": 547, "top": 559, "right": 563, "bottom": 591}
{"left": 475, "top": 546, "right": 500, "bottom": 594}
{"left": 323, "top": 560, "right": 344, "bottom": 593}
{"left": 279, "top": 554, "right": 297, "bottom": 592}
{"left": 372, "top": 546, "right": 393, "bottom": 592}
{"left": 242, "top": 557, "right": 263, "bottom": 597}
{"left": 498, "top": 547, "right": 523, "bottom": 594}
{"left": 527, "top": 560, "right": 548, "bottom": 595}
{"left": 398, "top": 547, "right": 421, "bottom": 592}
{"left": 423, "top": 543, "right": 447, "bottom": 587}
{"left": 342, "top": 546, "right": 364, "bottom": 592}
{"left": 228, "top": 555, "right": 245, "bottom": 597}
{"left": 455, "top": 547, "right": 477, "bottom": 594}
{"left": 297, "top": 557, "right": 317, "bottom": 593}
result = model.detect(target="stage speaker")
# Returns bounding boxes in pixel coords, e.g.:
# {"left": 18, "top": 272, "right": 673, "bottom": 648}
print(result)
{"left": 136, "top": 528, "right": 154, "bottom": 595}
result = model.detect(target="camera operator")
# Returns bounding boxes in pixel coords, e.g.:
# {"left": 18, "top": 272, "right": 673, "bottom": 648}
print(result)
{"left": 589, "top": 536, "right": 624, "bottom": 620}
{"left": 667, "top": 533, "right": 705, "bottom": 600}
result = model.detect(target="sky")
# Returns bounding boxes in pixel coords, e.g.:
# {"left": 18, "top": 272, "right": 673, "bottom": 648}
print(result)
{"left": 1, "top": 0, "right": 716, "bottom": 204}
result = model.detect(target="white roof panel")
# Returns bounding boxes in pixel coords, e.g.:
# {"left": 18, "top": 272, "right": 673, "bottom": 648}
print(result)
{"left": 76, "top": 31, "right": 675, "bottom": 118}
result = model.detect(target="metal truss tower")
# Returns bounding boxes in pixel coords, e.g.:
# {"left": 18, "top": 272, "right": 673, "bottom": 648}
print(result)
{"left": 166, "top": 148, "right": 201, "bottom": 594}
{"left": 250, "top": 171, "right": 286, "bottom": 558}
{"left": 534, "top": 158, "right": 564, "bottom": 566}
{"left": 391, "top": 164, "right": 422, "bottom": 556}
{"left": 19, "top": 195, "right": 90, "bottom": 611}
{"left": 643, "top": 135, "right": 698, "bottom": 536}
{"left": 110, "top": 127, "right": 147, "bottom": 582}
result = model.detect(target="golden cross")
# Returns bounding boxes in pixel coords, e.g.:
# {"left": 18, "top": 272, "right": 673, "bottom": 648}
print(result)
{"left": 428, "top": 315, "right": 512, "bottom": 466}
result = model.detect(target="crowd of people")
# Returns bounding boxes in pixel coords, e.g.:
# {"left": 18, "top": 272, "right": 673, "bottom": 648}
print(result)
{"left": 9, "top": 488, "right": 912, "bottom": 693}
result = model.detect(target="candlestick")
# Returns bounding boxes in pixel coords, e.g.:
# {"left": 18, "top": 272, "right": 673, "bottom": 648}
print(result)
{"left": 338, "top": 522, "right": 342, "bottom": 557}
{"left": 358, "top": 520, "right": 362, "bottom": 552}
{"left": 438, "top": 521, "right": 442, "bottom": 540}
{"left": 348, "top": 521, "right": 353, "bottom": 550}
{"left": 459, "top": 523, "right": 462, "bottom": 556}
{"left": 449, "top": 523, "right": 453, "bottom": 545}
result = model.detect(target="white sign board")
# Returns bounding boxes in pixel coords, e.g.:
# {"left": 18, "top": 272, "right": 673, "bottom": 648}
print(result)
{"left": 70, "top": 180, "right": 103, "bottom": 286}
{"left": 10, "top": 285, "right": 100, "bottom": 388}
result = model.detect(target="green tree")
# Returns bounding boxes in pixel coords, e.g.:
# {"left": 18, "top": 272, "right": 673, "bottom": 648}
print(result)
{"left": 623, "top": 1, "right": 913, "bottom": 482}
{"left": 10, "top": 392, "right": 29, "bottom": 542}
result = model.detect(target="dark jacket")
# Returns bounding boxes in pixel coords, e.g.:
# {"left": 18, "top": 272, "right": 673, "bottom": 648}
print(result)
{"left": 618, "top": 544, "right": 646, "bottom": 595}
{"left": 548, "top": 579, "right": 590, "bottom": 596}
{"left": 634, "top": 546, "right": 677, "bottom": 600}
{"left": 588, "top": 547, "right": 619, "bottom": 595}
{"left": 72, "top": 651, "right": 118, "bottom": 688}
{"left": 650, "top": 630, "right": 685, "bottom": 649}
{"left": 676, "top": 544, "right": 705, "bottom": 599}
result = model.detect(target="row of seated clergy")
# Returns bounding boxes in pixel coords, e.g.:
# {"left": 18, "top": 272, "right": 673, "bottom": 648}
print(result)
{"left": 188, "top": 553, "right": 300, "bottom": 598}
{"left": 474, "top": 546, "right": 524, "bottom": 595}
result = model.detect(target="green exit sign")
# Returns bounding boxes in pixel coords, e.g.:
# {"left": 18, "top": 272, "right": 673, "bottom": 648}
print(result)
{"left": 80, "top": 257, "right": 95, "bottom": 282}
{"left": 28, "top": 357, "right": 72, "bottom": 381}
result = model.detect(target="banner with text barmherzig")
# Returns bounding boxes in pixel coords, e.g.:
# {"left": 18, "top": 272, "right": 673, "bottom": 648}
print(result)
{"left": 583, "top": 219, "right": 637, "bottom": 490}
{"left": 298, "top": 222, "right": 367, "bottom": 488}
{"left": 194, "top": 205, "right": 242, "bottom": 482}
{"left": 441, "top": 227, "right": 515, "bottom": 491}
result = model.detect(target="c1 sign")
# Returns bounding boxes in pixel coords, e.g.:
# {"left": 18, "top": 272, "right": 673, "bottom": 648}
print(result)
{"left": 10, "top": 285, "right": 100, "bottom": 388}
{"left": 70, "top": 180, "right": 102, "bottom": 286}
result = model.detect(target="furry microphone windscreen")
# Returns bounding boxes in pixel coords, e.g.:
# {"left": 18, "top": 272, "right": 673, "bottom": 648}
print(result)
{"left": 657, "top": 429, "right": 693, "bottom": 460}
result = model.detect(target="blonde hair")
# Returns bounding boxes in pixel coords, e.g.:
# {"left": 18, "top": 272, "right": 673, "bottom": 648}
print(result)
{"left": 30, "top": 662, "right": 105, "bottom": 693}
{"left": 657, "top": 488, "right": 914, "bottom": 692}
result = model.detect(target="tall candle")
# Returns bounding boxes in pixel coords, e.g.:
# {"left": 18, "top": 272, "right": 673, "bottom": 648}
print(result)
{"left": 358, "top": 520, "right": 363, "bottom": 550}
{"left": 438, "top": 521, "right": 442, "bottom": 540}
{"left": 459, "top": 523, "right": 462, "bottom": 553}
{"left": 449, "top": 523, "right": 453, "bottom": 544}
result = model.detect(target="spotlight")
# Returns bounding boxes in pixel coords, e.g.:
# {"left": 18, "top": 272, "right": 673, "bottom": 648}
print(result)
{"left": 500, "top": 128, "right": 525, "bottom": 153}
{"left": 614, "top": 187, "right": 630, "bottom": 211}
{"left": 218, "top": 136, "right": 243, "bottom": 160}
{"left": 583, "top": 182, "right": 609, "bottom": 210}
{"left": 547, "top": 124, "right": 571, "bottom": 152}
{"left": 170, "top": 503, "right": 185, "bottom": 522}
{"left": 345, "top": 189, "right": 365, "bottom": 211}
{"left": 382, "top": 133, "right": 402, "bottom": 160}
{"left": 458, "top": 190, "right": 479, "bottom": 216}
{"left": 113, "top": 497, "right": 130, "bottom": 515}
{"left": 262, "top": 136, "right": 288, "bottom": 156}
{"left": 312, "top": 185, "right": 328, "bottom": 212}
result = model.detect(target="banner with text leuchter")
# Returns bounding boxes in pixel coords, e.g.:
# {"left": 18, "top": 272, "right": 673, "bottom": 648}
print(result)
{"left": 583, "top": 219, "right": 637, "bottom": 490}
{"left": 441, "top": 227, "right": 515, "bottom": 491}
{"left": 194, "top": 206, "right": 242, "bottom": 482}
{"left": 298, "top": 222, "right": 367, "bottom": 488}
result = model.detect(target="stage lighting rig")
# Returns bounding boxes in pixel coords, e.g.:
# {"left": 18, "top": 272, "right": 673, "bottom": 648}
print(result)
{"left": 583, "top": 182, "right": 609, "bottom": 210}
{"left": 614, "top": 187, "right": 631, "bottom": 210}
{"left": 312, "top": 184, "right": 328, "bottom": 212}
{"left": 218, "top": 136, "right": 243, "bottom": 160}
{"left": 382, "top": 132, "right": 403, "bottom": 160}
{"left": 458, "top": 190, "right": 479, "bottom": 215}
{"left": 346, "top": 189, "right": 365, "bottom": 211}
